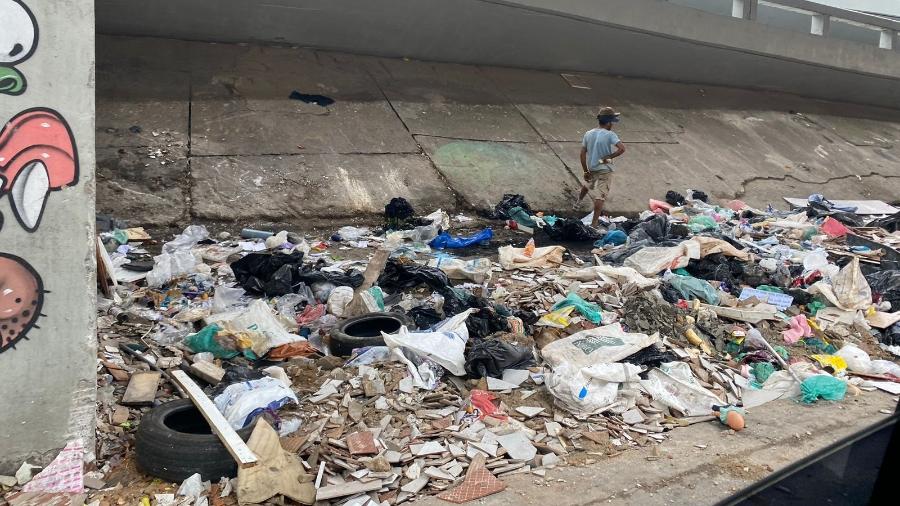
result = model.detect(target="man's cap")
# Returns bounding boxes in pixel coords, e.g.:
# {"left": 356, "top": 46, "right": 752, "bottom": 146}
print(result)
{"left": 597, "top": 106, "right": 620, "bottom": 122}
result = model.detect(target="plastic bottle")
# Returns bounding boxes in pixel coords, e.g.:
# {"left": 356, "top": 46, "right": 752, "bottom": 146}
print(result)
{"left": 524, "top": 238, "right": 536, "bottom": 258}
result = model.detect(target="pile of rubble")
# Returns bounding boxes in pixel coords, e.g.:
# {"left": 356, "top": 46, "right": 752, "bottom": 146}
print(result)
{"left": 5, "top": 193, "right": 900, "bottom": 506}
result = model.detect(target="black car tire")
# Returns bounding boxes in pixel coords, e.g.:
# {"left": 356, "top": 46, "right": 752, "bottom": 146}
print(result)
{"left": 135, "top": 398, "right": 254, "bottom": 482}
{"left": 329, "top": 312, "right": 414, "bottom": 356}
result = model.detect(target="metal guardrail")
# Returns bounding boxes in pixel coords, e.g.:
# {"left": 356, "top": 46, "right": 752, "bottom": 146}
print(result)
{"left": 729, "top": 0, "right": 899, "bottom": 49}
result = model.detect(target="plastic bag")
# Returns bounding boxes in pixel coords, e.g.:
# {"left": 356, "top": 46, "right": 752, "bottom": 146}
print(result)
{"left": 498, "top": 245, "right": 566, "bottom": 270}
{"left": 541, "top": 323, "right": 659, "bottom": 370}
{"left": 663, "top": 271, "right": 719, "bottom": 304}
{"left": 429, "top": 257, "right": 492, "bottom": 283}
{"left": 211, "top": 285, "right": 247, "bottom": 314}
{"left": 835, "top": 343, "right": 900, "bottom": 377}
{"left": 216, "top": 299, "right": 304, "bottom": 356}
{"left": 326, "top": 286, "right": 354, "bottom": 317}
{"left": 162, "top": 225, "right": 209, "bottom": 254}
{"left": 595, "top": 230, "right": 627, "bottom": 247}
{"left": 543, "top": 218, "right": 602, "bottom": 242}
{"left": 686, "top": 215, "right": 717, "bottom": 233}
{"left": 146, "top": 250, "right": 200, "bottom": 287}
{"left": 230, "top": 251, "right": 305, "bottom": 296}
{"left": 546, "top": 362, "right": 642, "bottom": 415}
{"left": 490, "top": 194, "right": 532, "bottom": 220}
{"left": 336, "top": 226, "right": 370, "bottom": 241}
{"left": 185, "top": 324, "right": 240, "bottom": 359}
{"left": 508, "top": 207, "right": 537, "bottom": 228}
{"left": 213, "top": 377, "right": 298, "bottom": 429}
{"left": 551, "top": 293, "right": 602, "bottom": 324}
{"left": 385, "top": 197, "right": 416, "bottom": 229}
{"left": 536, "top": 306, "right": 574, "bottom": 328}
{"left": 429, "top": 228, "right": 493, "bottom": 249}
{"left": 830, "top": 257, "right": 872, "bottom": 310}
{"left": 799, "top": 375, "right": 846, "bottom": 404}
{"left": 640, "top": 362, "right": 724, "bottom": 416}
{"left": 382, "top": 309, "right": 476, "bottom": 376}
{"left": 782, "top": 315, "right": 812, "bottom": 344}
{"left": 624, "top": 240, "right": 700, "bottom": 276}
{"left": 464, "top": 339, "right": 535, "bottom": 378}
{"left": 424, "top": 208, "right": 450, "bottom": 229}
{"left": 866, "top": 270, "right": 900, "bottom": 312}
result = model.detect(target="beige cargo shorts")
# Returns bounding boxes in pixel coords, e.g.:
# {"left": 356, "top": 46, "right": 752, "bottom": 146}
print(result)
{"left": 584, "top": 171, "right": 612, "bottom": 201}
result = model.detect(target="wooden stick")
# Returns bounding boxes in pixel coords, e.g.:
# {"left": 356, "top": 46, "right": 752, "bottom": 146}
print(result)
{"left": 171, "top": 370, "right": 258, "bottom": 468}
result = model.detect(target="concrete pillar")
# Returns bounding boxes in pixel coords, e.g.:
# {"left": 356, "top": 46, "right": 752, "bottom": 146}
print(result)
{"left": 732, "top": 0, "right": 758, "bottom": 20}
{"left": 0, "top": 0, "right": 96, "bottom": 473}
{"left": 810, "top": 13, "right": 831, "bottom": 37}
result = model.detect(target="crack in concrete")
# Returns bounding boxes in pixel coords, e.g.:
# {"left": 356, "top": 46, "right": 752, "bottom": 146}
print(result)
{"left": 733, "top": 171, "right": 900, "bottom": 199}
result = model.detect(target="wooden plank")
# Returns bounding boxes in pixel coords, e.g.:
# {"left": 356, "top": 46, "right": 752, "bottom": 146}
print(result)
{"left": 171, "top": 370, "right": 258, "bottom": 468}
{"left": 120, "top": 372, "right": 161, "bottom": 406}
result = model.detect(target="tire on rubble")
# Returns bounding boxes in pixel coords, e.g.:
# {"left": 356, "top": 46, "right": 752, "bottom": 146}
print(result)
{"left": 329, "top": 312, "right": 414, "bottom": 356}
{"left": 135, "top": 398, "right": 254, "bottom": 482}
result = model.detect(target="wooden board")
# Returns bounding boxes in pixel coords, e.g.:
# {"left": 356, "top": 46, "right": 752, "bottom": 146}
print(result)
{"left": 171, "top": 370, "right": 258, "bottom": 468}
{"left": 120, "top": 372, "right": 161, "bottom": 406}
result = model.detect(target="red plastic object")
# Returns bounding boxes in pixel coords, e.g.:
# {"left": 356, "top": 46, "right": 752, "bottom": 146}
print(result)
{"left": 469, "top": 389, "right": 507, "bottom": 421}
{"left": 649, "top": 199, "right": 673, "bottom": 214}
{"left": 821, "top": 217, "right": 849, "bottom": 238}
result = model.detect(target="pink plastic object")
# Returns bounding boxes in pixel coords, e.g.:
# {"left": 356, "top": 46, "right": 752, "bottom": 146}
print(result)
{"left": 649, "top": 199, "right": 673, "bottom": 214}
{"left": 782, "top": 314, "right": 813, "bottom": 344}
{"left": 820, "top": 217, "right": 849, "bottom": 238}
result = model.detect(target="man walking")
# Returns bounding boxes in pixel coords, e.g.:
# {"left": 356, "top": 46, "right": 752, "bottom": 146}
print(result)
{"left": 577, "top": 106, "right": 626, "bottom": 227}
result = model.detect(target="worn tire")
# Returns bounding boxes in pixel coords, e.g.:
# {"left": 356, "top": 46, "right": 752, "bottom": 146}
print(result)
{"left": 329, "top": 312, "right": 414, "bottom": 356}
{"left": 135, "top": 399, "right": 254, "bottom": 482}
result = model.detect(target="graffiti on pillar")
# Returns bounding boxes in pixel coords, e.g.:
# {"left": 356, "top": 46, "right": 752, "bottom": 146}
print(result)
{"left": 0, "top": 108, "right": 79, "bottom": 233}
{"left": 0, "top": 0, "right": 39, "bottom": 96}
{"left": 0, "top": 253, "right": 45, "bottom": 353}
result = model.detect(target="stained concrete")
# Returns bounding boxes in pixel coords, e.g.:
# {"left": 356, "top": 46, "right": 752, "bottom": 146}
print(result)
{"left": 95, "top": 35, "right": 900, "bottom": 229}
{"left": 191, "top": 153, "right": 456, "bottom": 223}
{"left": 0, "top": 0, "right": 96, "bottom": 474}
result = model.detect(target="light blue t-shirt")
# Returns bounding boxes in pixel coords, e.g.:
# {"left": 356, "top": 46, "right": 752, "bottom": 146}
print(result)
{"left": 582, "top": 128, "right": 621, "bottom": 173}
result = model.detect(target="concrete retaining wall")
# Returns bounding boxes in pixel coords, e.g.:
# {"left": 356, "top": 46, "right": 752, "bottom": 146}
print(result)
{"left": 96, "top": 36, "right": 900, "bottom": 229}
{"left": 0, "top": 0, "right": 96, "bottom": 473}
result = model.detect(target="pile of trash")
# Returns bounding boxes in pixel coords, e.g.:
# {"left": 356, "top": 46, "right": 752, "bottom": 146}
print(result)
{"left": 9, "top": 193, "right": 900, "bottom": 506}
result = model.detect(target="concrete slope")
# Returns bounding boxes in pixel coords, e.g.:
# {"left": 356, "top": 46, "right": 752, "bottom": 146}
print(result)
{"left": 96, "top": 36, "right": 900, "bottom": 228}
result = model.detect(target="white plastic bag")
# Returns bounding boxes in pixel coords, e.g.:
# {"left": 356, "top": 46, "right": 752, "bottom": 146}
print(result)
{"left": 337, "top": 226, "right": 370, "bottom": 241}
{"left": 546, "top": 362, "right": 642, "bottom": 415}
{"left": 563, "top": 264, "right": 659, "bottom": 291}
{"left": 640, "top": 362, "right": 724, "bottom": 416}
{"left": 163, "top": 225, "right": 209, "bottom": 254}
{"left": 213, "top": 377, "right": 298, "bottom": 429}
{"left": 326, "top": 286, "right": 354, "bottom": 317}
{"left": 216, "top": 299, "right": 303, "bottom": 355}
{"left": 146, "top": 250, "right": 200, "bottom": 287}
{"left": 211, "top": 285, "right": 247, "bottom": 314}
{"left": 623, "top": 240, "right": 700, "bottom": 276}
{"left": 541, "top": 323, "right": 659, "bottom": 371}
{"left": 429, "top": 257, "right": 492, "bottom": 283}
{"left": 831, "top": 257, "right": 872, "bottom": 310}
{"left": 425, "top": 209, "right": 451, "bottom": 230}
{"left": 382, "top": 309, "right": 475, "bottom": 376}
{"left": 836, "top": 343, "right": 900, "bottom": 377}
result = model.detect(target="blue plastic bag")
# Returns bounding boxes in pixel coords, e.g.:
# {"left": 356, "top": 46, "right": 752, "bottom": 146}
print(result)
{"left": 594, "top": 230, "right": 627, "bottom": 247}
{"left": 429, "top": 228, "right": 493, "bottom": 249}
{"left": 665, "top": 272, "right": 720, "bottom": 304}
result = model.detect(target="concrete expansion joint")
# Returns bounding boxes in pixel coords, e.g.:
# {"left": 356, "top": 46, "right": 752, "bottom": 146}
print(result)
{"left": 734, "top": 170, "right": 900, "bottom": 198}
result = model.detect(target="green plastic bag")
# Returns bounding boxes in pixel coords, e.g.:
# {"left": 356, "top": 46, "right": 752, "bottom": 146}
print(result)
{"left": 756, "top": 285, "right": 784, "bottom": 293}
{"left": 807, "top": 300, "right": 826, "bottom": 316}
{"left": 508, "top": 206, "right": 537, "bottom": 228}
{"left": 184, "top": 324, "right": 239, "bottom": 359}
{"left": 686, "top": 215, "right": 718, "bottom": 233}
{"left": 665, "top": 273, "right": 720, "bottom": 305}
{"left": 551, "top": 293, "right": 602, "bottom": 324}
{"left": 368, "top": 286, "right": 385, "bottom": 311}
{"left": 752, "top": 362, "right": 776, "bottom": 384}
{"left": 800, "top": 375, "right": 846, "bottom": 404}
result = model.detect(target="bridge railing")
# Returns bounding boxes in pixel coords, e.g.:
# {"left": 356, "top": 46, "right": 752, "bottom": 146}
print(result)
{"left": 668, "top": 0, "right": 899, "bottom": 50}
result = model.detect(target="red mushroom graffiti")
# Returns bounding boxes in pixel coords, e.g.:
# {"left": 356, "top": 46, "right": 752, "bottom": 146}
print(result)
{"left": 0, "top": 107, "right": 79, "bottom": 232}
{"left": 0, "top": 253, "right": 44, "bottom": 353}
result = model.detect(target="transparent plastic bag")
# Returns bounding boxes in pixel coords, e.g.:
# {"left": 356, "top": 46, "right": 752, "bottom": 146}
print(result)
{"left": 146, "top": 250, "right": 200, "bottom": 287}
{"left": 162, "top": 225, "right": 209, "bottom": 254}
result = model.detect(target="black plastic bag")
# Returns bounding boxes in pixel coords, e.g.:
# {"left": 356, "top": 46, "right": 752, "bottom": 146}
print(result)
{"left": 882, "top": 323, "right": 900, "bottom": 346}
{"left": 407, "top": 306, "right": 443, "bottom": 330}
{"left": 385, "top": 197, "right": 416, "bottom": 230}
{"left": 489, "top": 194, "right": 532, "bottom": 220}
{"left": 378, "top": 259, "right": 450, "bottom": 292}
{"left": 628, "top": 214, "right": 669, "bottom": 244}
{"left": 296, "top": 269, "right": 363, "bottom": 289}
{"left": 543, "top": 218, "right": 603, "bottom": 242}
{"left": 230, "top": 251, "right": 305, "bottom": 296}
{"left": 868, "top": 213, "right": 900, "bottom": 233}
{"left": 690, "top": 190, "right": 709, "bottom": 203}
{"left": 464, "top": 339, "right": 535, "bottom": 378}
{"left": 623, "top": 345, "right": 678, "bottom": 369}
{"left": 665, "top": 190, "right": 685, "bottom": 206}
{"left": 867, "top": 270, "right": 900, "bottom": 311}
